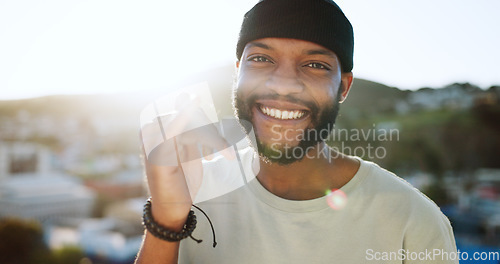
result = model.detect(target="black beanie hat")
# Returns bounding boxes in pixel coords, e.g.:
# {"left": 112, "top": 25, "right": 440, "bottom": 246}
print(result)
{"left": 236, "top": 0, "right": 354, "bottom": 72}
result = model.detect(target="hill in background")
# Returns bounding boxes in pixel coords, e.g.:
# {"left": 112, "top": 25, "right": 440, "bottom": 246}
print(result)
{"left": 1, "top": 65, "right": 499, "bottom": 179}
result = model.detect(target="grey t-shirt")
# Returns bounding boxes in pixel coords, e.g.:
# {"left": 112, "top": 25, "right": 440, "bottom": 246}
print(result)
{"left": 179, "top": 153, "right": 458, "bottom": 264}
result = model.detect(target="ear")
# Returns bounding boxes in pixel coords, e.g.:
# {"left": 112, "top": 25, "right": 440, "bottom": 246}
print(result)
{"left": 338, "top": 72, "right": 354, "bottom": 103}
{"left": 236, "top": 60, "right": 240, "bottom": 69}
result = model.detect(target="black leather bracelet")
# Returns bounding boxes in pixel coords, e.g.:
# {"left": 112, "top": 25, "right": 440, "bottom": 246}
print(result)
{"left": 142, "top": 198, "right": 198, "bottom": 242}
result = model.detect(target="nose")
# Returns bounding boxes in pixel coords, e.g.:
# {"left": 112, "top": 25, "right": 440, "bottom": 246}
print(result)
{"left": 265, "top": 62, "right": 304, "bottom": 95}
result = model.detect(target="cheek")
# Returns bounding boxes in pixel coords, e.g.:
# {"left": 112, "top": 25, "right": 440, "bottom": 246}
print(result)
{"left": 235, "top": 70, "right": 254, "bottom": 97}
{"left": 236, "top": 64, "right": 270, "bottom": 90}
{"left": 302, "top": 71, "right": 340, "bottom": 94}
{"left": 235, "top": 76, "right": 266, "bottom": 110}
{"left": 308, "top": 84, "right": 337, "bottom": 107}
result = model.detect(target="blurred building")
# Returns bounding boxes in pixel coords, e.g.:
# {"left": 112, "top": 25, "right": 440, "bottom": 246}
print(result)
{"left": 408, "top": 83, "right": 480, "bottom": 110}
{"left": 0, "top": 142, "right": 96, "bottom": 222}
{"left": 85, "top": 168, "right": 145, "bottom": 200}
{"left": 46, "top": 198, "right": 144, "bottom": 263}
{"left": 445, "top": 168, "right": 500, "bottom": 245}
{"left": 0, "top": 173, "right": 96, "bottom": 222}
{"left": 0, "top": 142, "right": 51, "bottom": 177}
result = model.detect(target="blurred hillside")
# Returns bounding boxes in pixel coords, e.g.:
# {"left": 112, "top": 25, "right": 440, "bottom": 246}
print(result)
{"left": 1, "top": 65, "right": 499, "bottom": 179}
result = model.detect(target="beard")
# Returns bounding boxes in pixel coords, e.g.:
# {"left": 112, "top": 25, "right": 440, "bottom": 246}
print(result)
{"left": 233, "top": 83, "right": 342, "bottom": 165}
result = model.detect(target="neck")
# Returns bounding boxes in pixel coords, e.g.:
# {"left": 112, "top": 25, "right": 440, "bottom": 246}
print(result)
{"left": 256, "top": 143, "right": 358, "bottom": 200}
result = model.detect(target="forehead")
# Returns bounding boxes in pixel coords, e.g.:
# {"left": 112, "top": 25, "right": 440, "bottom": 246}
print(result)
{"left": 244, "top": 38, "right": 338, "bottom": 59}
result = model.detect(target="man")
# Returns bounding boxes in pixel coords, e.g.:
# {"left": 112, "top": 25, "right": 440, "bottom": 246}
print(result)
{"left": 136, "top": 0, "right": 458, "bottom": 263}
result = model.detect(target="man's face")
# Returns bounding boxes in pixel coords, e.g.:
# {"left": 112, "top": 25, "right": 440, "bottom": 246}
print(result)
{"left": 234, "top": 38, "right": 352, "bottom": 165}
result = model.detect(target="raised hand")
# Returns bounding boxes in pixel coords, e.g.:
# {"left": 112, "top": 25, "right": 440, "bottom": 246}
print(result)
{"left": 140, "top": 92, "right": 235, "bottom": 229}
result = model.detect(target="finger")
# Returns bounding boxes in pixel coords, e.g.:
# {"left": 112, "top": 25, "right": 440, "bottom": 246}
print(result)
{"left": 220, "top": 144, "right": 236, "bottom": 160}
{"left": 198, "top": 133, "right": 235, "bottom": 160}
{"left": 206, "top": 131, "right": 235, "bottom": 160}
{"left": 141, "top": 123, "right": 178, "bottom": 167}
{"left": 174, "top": 122, "right": 228, "bottom": 152}
{"left": 179, "top": 143, "right": 203, "bottom": 201}
{"left": 194, "top": 130, "right": 234, "bottom": 160}
{"left": 147, "top": 138, "right": 179, "bottom": 167}
{"left": 140, "top": 121, "right": 166, "bottom": 158}
{"left": 155, "top": 94, "right": 202, "bottom": 141}
{"left": 202, "top": 146, "right": 215, "bottom": 161}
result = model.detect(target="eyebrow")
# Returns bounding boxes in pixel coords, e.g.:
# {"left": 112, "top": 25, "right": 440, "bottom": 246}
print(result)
{"left": 247, "top": 41, "right": 336, "bottom": 58}
{"left": 246, "top": 42, "right": 273, "bottom": 50}
{"left": 305, "top": 49, "right": 337, "bottom": 58}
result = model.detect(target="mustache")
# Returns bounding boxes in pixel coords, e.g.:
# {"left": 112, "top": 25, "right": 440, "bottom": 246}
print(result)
{"left": 244, "top": 93, "right": 319, "bottom": 115}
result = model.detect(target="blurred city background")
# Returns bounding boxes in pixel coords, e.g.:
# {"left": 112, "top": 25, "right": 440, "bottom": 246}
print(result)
{"left": 2, "top": 0, "right": 500, "bottom": 263}
{"left": 0, "top": 64, "right": 499, "bottom": 263}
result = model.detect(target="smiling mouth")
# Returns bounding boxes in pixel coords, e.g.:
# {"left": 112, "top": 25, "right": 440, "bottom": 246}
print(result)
{"left": 258, "top": 105, "right": 307, "bottom": 120}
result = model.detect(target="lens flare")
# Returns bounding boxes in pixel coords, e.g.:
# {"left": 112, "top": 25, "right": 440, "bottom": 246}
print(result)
{"left": 326, "top": 189, "right": 347, "bottom": 210}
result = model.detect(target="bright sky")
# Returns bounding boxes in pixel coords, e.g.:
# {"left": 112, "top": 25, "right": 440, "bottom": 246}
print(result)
{"left": 1, "top": 0, "right": 499, "bottom": 100}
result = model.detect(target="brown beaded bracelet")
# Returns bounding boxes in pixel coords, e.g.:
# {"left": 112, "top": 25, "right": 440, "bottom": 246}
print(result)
{"left": 142, "top": 198, "right": 201, "bottom": 243}
{"left": 142, "top": 198, "right": 218, "bottom": 247}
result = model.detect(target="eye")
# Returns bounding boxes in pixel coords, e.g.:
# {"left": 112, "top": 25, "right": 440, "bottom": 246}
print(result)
{"left": 248, "top": 56, "right": 273, "bottom": 63}
{"left": 304, "top": 62, "right": 330, "bottom": 70}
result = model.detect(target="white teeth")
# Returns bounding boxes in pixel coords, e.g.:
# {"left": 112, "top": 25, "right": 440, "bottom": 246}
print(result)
{"left": 259, "top": 106, "right": 306, "bottom": 120}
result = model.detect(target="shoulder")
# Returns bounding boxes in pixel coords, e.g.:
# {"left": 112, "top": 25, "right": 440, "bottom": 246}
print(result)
{"left": 355, "top": 159, "right": 449, "bottom": 221}
{"left": 356, "top": 159, "right": 457, "bottom": 249}
{"left": 358, "top": 159, "right": 455, "bottom": 238}
{"left": 359, "top": 160, "right": 431, "bottom": 200}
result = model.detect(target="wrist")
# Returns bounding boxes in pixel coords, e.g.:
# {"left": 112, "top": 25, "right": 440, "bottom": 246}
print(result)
{"left": 142, "top": 198, "right": 198, "bottom": 242}
{"left": 151, "top": 203, "right": 190, "bottom": 231}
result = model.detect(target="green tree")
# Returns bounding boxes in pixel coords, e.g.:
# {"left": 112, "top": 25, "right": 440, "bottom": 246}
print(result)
{"left": 0, "top": 218, "right": 52, "bottom": 264}
{"left": 52, "top": 245, "right": 86, "bottom": 264}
